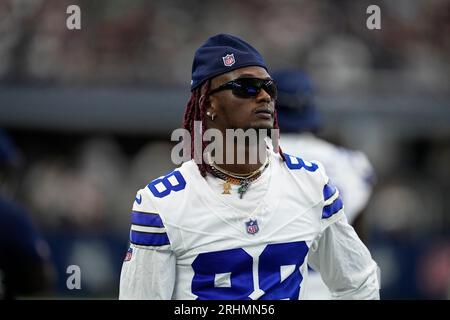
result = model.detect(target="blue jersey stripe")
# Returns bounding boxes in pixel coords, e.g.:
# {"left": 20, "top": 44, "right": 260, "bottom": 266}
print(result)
{"left": 323, "top": 183, "right": 337, "bottom": 201}
{"left": 130, "top": 230, "right": 170, "bottom": 246}
{"left": 131, "top": 211, "right": 165, "bottom": 228}
{"left": 322, "top": 196, "right": 344, "bottom": 219}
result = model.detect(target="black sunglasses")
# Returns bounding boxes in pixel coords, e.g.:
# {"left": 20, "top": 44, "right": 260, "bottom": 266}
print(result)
{"left": 208, "top": 77, "right": 277, "bottom": 100}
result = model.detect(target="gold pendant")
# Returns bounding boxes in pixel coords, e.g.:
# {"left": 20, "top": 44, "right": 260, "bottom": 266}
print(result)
{"left": 222, "top": 181, "right": 232, "bottom": 194}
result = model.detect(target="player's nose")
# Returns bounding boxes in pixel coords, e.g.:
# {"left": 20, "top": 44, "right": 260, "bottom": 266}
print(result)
{"left": 256, "top": 87, "right": 272, "bottom": 103}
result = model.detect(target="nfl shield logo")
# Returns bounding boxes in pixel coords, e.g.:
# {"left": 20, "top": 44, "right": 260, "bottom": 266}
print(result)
{"left": 124, "top": 247, "right": 133, "bottom": 261}
{"left": 245, "top": 219, "right": 259, "bottom": 235}
{"left": 222, "top": 53, "right": 235, "bottom": 67}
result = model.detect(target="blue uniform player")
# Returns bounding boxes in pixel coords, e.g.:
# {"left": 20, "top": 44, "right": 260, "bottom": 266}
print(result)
{"left": 0, "top": 130, "right": 53, "bottom": 299}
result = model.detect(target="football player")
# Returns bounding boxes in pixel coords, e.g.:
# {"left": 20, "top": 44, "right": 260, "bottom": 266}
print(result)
{"left": 0, "top": 130, "right": 54, "bottom": 299}
{"left": 273, "top": 69, "right": 377, "bottom": 299}
{"left": 119, "top": 34, "right": 380, "bottom": 300}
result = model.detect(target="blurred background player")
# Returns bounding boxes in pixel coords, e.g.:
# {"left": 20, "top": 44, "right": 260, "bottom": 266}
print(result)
{"left": 273, "top": 69, "right": 376, "bottom": 299}
{"left": 0, "top": 129, "right": 54, "bottom": 299}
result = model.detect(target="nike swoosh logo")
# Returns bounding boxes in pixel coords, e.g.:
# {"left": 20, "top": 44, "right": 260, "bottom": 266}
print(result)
{"left": 135, "top": 194, "right": 142, "bottom": 205}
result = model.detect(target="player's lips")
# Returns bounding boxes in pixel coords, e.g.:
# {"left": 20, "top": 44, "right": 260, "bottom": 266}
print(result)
{"left": 254, "top": 106, "right": 274, "bottom": 119}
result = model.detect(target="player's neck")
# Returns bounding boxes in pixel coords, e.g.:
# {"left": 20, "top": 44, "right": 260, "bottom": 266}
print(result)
{"left": 214, "top": 141, "right": 267, "bottom": 175}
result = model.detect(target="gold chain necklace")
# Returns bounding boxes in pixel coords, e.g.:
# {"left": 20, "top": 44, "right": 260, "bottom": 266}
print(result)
{"left": 208, "top": 155, "right": 270, "bottom": 199}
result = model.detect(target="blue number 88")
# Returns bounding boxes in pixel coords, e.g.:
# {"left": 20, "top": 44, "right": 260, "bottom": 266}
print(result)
{"left": 191, "top": 241, "right": 309, "bottom": 300}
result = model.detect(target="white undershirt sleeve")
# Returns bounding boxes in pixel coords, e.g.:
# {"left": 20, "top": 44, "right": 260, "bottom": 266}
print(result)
{"left": 308, "top": 214, "right": 381, "bottom": 300}
{"left": 119, "top": 244, "right": 176, "bottom": 300}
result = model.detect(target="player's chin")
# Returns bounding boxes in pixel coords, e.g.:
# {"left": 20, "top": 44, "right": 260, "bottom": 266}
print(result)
{"left": 249, "top": 119, "right": 274, "bottom": 131}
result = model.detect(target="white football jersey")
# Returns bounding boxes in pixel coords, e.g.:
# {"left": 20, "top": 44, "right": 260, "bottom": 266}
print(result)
{"left": 119, "top": 150, "right": 380, "bottom": 300}
{"left": 280, "top": 133, "right": 375, "bottom": 224}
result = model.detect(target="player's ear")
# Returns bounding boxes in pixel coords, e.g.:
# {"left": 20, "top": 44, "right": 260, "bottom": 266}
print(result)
{"left": 199, "top": 93, "right": 209, "bottom": 107}
{"left": 200, "top": 80, "right": 218, "bottom": 119}
{"left": 200, "top": 93, "right": 216, "bottom": 115}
